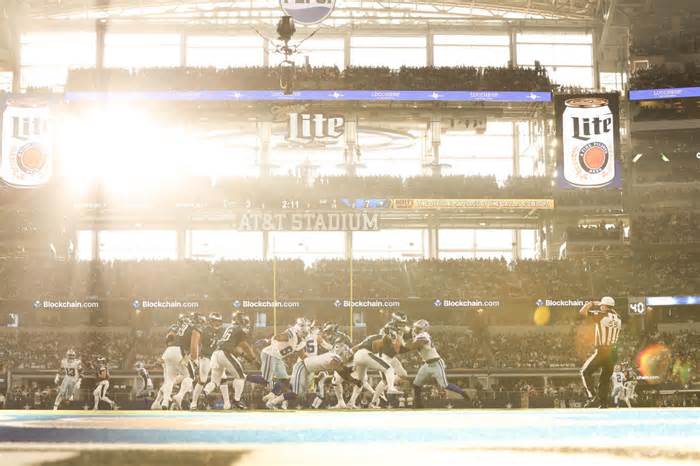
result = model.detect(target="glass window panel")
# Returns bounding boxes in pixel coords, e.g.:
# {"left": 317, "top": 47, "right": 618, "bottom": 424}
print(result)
{"left": 269, "top": 38, "right": 344, "bottom": 68}
{"left": 21, "top": 33, "right": 96, "bottom": 66}
{"left": 441, "top": 158, "right": 512, "bottom": 181}
{"left": 475, "top": 229, "right": 513, "bottom": 249}
{"left": 545, "top": 66, "right": 594, "bottom": 88}
{"left": 434, "top": 46, "right": 510, "bottom": 67}
{"left": 105, "top": 34, "right": 180, "bottom": 68}
{"left": 269, "top": 231, "right": 345, "bottom": 265}
{"left": 516, "top": 32, "right": 593, "bottom": 44}
{"left": 438, "top": 229, "right": 475, "bottom": 250}
{"left": 352, "top": 229, "right": 427, "bottom": 259}
{"left": 189, "top": 230, "right": 263, "bottom": 260}
{"left": 351, "top": 36, "right": 426, "bottom": 48}
{"left": 98, "top": 230, "right": 177, "bottom": 261}
{"left": 186, "top": 35, "right": 264, "bottom": 68}
{"left": 76, "top": 230, "right": 93, "bottom": 261}
{"left": 434, "top": 34, "right": 509, "bottom": 46}
{"left": 516, "top": 43, "right": 592, "bottom": 66}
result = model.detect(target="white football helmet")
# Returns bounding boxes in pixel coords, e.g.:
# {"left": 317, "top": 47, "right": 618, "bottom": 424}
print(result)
{"left": 412, "top": 319, "right": 430, "bottom": 335}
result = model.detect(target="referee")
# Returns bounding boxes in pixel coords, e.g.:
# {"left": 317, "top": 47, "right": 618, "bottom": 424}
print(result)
{"left": 579, "top": 296, "right": 622, "bottom": 408}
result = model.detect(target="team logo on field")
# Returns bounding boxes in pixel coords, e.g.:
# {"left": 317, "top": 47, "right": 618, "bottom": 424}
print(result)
{"left": 577, "top": 141, "right": 609, "bottom": 174}
{"left": 280, "top": 0, "right": 336, "bottom": 25}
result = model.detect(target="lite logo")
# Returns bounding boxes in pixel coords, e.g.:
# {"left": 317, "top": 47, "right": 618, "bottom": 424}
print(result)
{"left": 571, "top": 115, "right": 613, "bottom": 141}
{"left": 280, "top": 0, "right": 335, "bottom": 25}
{"left": 288, "top": 112, "right": 344, "bottom": 141}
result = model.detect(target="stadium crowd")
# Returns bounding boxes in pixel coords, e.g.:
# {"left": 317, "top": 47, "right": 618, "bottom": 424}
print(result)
{"left": 65, "top": 65, "right": 553, "bottom": 92}
{"left": 1, "top": 255, "right": 699, "bottom": 301}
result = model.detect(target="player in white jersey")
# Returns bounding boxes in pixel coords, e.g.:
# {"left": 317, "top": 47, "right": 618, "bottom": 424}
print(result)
{"left": 258, "top": 317, "right": 310, "bottom": 405}
{"left": 610, "top": 364, "right": 625, "bottom": 407}
{"left": 407, "top": 319, "right": 469, "bottom": 408}
{"left": 133, "top": 361, "right": 153, "bottom": 398}
{"left": 279, "top": 343, "right": 356, "bottom": 409}
{"left": 53, "top": 349, "right": 82, "bottom": 410}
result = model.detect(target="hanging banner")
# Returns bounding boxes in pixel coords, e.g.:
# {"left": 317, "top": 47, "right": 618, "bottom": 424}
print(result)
{"left": 555, "top": 93, "right": 622, "bottom": 189}
{"left": 0, "top": 95, "right": 55, "bottom": 188}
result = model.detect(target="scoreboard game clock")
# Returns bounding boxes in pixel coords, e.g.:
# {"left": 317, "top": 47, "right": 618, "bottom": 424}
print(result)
{"left": 628, "top": 296, "right": 647, "bottom": 315}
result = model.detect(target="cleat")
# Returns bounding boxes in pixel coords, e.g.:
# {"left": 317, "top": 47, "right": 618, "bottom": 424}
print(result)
{"left": 232, "top": 401, "right": 247, "bottom": 410}
{"left": 584, "top": 397, "right": 600, "bottom": 408}
{"left": 330, "top": 403, "right": 347, "bottom": 409}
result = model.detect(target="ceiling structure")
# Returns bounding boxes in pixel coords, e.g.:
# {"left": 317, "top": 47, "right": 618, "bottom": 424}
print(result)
{"left": 15, "top": 0, "right": 611, "bottom": 30}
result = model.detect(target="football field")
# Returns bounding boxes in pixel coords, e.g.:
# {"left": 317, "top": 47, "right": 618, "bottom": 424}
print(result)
{"left": 1, "top": 408, "right": 700, "bottom": 465}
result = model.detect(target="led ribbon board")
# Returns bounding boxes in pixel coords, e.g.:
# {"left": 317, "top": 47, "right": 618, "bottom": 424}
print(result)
{"left": 629, "top": 87, "right": 700, "bottom": 101}
{"left": 64, "top": 90, "right": 552, "bottom": 103}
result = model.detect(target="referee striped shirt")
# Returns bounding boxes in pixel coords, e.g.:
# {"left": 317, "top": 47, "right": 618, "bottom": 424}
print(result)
{"left": 593, "top": 310, "right": 622, "bottom": 347}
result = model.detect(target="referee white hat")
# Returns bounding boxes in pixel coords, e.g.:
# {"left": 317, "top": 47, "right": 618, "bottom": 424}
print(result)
{"left": 601, "top": 296, "right": 615, "bottom": 307}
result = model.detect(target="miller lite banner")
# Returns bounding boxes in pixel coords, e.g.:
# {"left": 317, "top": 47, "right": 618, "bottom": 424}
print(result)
{"left": 280, "top": 0, "right": 335, "bottom": 25}
{"left": 555, "top": 93, "right": 621, "bottom": 189}
{"left": 0, "top": 95, "right": 54, "bottom": 188}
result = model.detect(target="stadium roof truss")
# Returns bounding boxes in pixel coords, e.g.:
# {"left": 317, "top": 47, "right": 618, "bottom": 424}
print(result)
{"left": 21, "top": 0, "right": 607, "bottom": 29}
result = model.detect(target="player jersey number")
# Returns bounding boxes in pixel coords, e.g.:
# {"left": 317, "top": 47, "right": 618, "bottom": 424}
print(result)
{"left": 306, "top": 341, "right": 316, "bottom": 353}
{"left": 64, "top": 368, "right": 76, "bottom": 377}
{"left": 280, "top": 346, "right": 294, "bottom": 356}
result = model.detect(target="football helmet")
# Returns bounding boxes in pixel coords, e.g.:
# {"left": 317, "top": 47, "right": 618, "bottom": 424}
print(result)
{"left": 412, "top": 319, "right": 430, "bottom": 335}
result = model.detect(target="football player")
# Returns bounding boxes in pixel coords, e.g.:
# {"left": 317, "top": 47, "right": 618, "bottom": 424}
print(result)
{"left": 320, "top": 322, "right": 353, "bottom": 409}
{"left": 190, "top": 312, "right": 227, "bottom": 410}
{"left": 278, "top": 342, "right": 358, "bottom": 409}
{"left": 346, "top": 328, "right": 403, "bottom": 409}
{"left": 369, "top": 312, "right": 411, "bottom": 408}
{"left": 134, "top": 360, "right": 153, "bottom": 398}
{"left": 53, "top": 349, "right": 82, "bottom": 410}
{"left": 257, "top": 317, "right": 310, "bottom": 406}
{"left": 611, "top": 364, "right": 625, "bottom": 407}
{"left": 204, "top": 312, "right": 257, "bottom": 409}
{"left": 163, "top": 312, "right": 204, "bottom": 409}
{"left": 93, "top": 356, "right": 117, "bottom": 410}
{"left": 407, "top": 319, "right": 469, "bottom": 408}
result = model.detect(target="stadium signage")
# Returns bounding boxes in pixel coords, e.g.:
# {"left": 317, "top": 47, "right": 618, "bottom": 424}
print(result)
{"left": 0, "top": 98, "right": 53, "bottom": 188}
{"left": 287, "top": 112, "right": 344, "bottom": 141}
{"left": 280, "top": 0, "right": 335, "bottom": 25}
{"left": 391, "top": 199, "right": 554, "bottom": 210}
{"left": 233, "top": 211, "right": 379, "bottom": 231}
{"left": 554, "top": 93, "right": 621, "bottom": 189}
{"left": 629, "top": 86, "right": 700, "bottom": 101}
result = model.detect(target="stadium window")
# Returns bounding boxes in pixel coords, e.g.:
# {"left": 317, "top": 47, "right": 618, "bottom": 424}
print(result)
{"left": 516, "top": 31, "right": 594, "bottom": 88}
{"left": 269, "top": 132, "right": 344, "bottom": 177}
{"left": 20, "top": 32, "right": 96, "bottom": 90}
{"left": 268, "top": 231, "right": 345, "bottom": 266}
{"left": 350, "top": 36, "right": 427, "bottom": 69}
{"left": 186, "top": 35, "right": 264, "bottom": 68}
{"left": 354, "top": 129, "right": 423, "bottom": 178}
{"left": 97, "top": 230, "right": 178, "bottom": 261}
{"left": 187, "top": 230, "right": 264, "bottom": 261}
{"left": 268, "top": 37, "right": 344, "bottom": 69}
{"left": 76, "top": 230, "right": 94, "bottom": 261}
{"left": 433, "top": 34, "right": 510, "bottom": 67}
{"left": 440, "top": 121, "right": 514, "bottom": 181}
{"left": 255, "top": 312, "right": 267, "bottom": 328}
{"left": 438, "top": 228, "right": 513, "bottom": 260}
{"left": 352, "top": 229, "right": 428, "bottom": 260}
{"left": 600, "top": 72, "right": 627, "bottom": 92}
{"left": 104, "top": 33, "right": 181, "bottom": 68}
{"left": 519, "top": 229, "right": 539, "bottom": 259}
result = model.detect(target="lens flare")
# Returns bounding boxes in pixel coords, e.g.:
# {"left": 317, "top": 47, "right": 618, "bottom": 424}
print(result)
{"left": 636, "top": 343, "right": 672, "bottom": 385}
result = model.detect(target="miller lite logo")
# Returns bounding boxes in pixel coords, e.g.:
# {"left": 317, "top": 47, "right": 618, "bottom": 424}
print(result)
{"left": 288, "top": 112, "right": 344, "bottom": 142}
{"left": 1, "top": 99, "right": 52, "bottom": 188}
{"left": 280, "top": 0, "right": 336, "bottom": 25}
{"left": 561, "top": 97, "right": 616, "bottom": 188}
